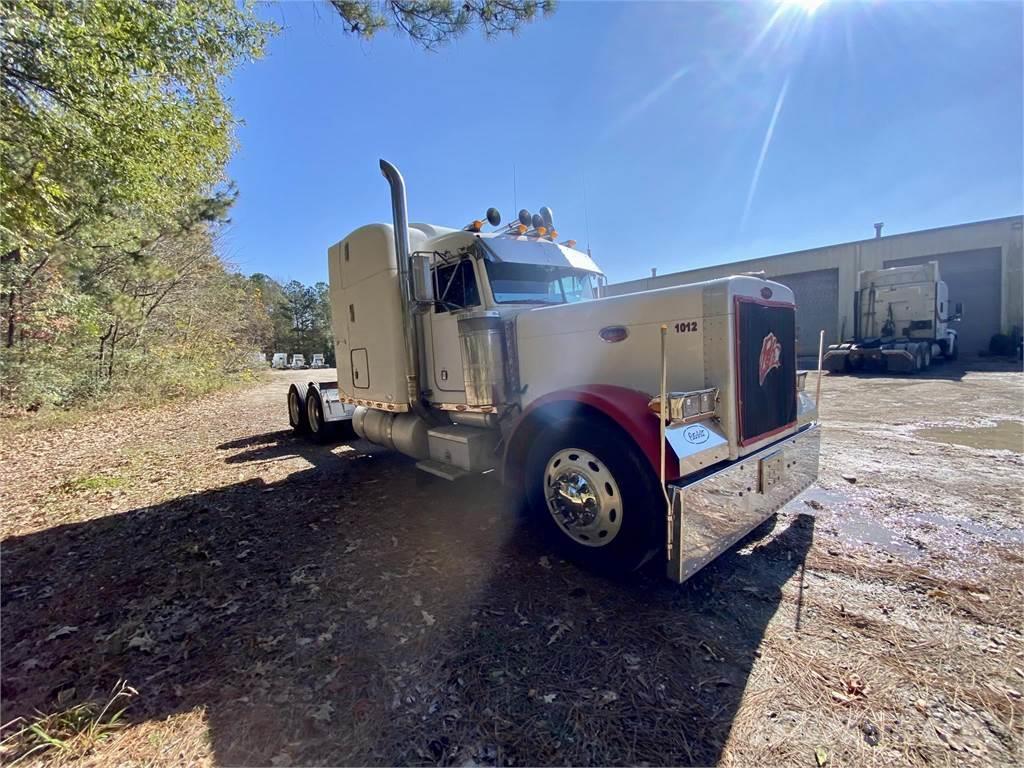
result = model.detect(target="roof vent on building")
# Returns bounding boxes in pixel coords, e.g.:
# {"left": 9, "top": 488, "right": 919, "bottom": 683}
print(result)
{"left": 874, "top": 222, "right": 884, "bottom": 238}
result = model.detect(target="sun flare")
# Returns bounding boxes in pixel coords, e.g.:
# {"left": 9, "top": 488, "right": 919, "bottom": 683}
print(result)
{"left": 777, "top": 0, "right": 827, "bottom": 14}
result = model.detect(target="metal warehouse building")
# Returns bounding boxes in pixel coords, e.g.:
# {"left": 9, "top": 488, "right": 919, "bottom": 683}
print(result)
{"left": 606, "top": 216, "right": 1024, "bottom": 359}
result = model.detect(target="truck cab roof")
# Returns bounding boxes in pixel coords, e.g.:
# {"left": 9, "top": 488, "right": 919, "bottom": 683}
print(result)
{"left": 411, "top": 225, "right": 603, "bottom": 276}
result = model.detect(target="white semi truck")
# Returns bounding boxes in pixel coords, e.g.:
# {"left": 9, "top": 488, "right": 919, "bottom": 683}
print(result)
{"left": 823, "top": 262, "right": 961, "bottom": 373}
{"left": 310, "top": 353, "right": 327, "bottom": 368}
{"left": 271, "top": 352, "right": 288, "bottom": 369}
{"left": 286, "top": 160, "right": 820, "bottom": 582}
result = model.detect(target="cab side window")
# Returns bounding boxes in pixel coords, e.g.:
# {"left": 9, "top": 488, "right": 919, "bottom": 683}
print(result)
{"left": 433, "top": 259, "right": 480, "bottom": 313}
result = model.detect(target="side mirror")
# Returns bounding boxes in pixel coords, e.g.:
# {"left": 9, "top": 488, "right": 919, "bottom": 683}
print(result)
{"left": 411, "top": 254, "right": 434, "bottom": 304}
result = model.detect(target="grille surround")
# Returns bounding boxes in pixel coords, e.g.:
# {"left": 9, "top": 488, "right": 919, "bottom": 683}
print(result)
{"left": 734, "top": 296, "right": 798, "bottom": 447}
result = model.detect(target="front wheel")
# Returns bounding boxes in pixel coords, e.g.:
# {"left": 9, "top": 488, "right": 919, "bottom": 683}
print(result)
{"left": 524, "top": 419, "right": 661, "bottom": 574}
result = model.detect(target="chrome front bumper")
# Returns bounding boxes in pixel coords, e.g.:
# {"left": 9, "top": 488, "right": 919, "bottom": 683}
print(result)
{"left": 665, "top": 424, "right": 820, "bottom": 583}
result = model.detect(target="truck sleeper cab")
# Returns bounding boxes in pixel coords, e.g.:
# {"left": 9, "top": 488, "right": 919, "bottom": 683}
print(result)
{"left": 289, "top": 159, "right": 821, "bottom": 583}
{"left": 823, "top": 261, "right": 961, "bottom": 374}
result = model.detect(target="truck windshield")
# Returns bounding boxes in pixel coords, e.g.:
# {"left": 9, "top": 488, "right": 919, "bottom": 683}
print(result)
{"left": 484, "top": 261, "right": 597, "bottom": 305}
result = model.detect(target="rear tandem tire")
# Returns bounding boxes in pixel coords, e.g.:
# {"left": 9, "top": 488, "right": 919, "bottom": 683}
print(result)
{"left": 287, "top": 384, "right": 309, "bottom": 435}
{"left": 524, "top": 418, "right": 661, "bottom": 576}
{"left": 305, "top": 389, "right": 334, "bottom": 445}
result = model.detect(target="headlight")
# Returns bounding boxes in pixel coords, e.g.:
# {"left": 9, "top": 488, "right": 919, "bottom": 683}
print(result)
{"left": 649, "top": 388, "right": 718, "bottom": 424}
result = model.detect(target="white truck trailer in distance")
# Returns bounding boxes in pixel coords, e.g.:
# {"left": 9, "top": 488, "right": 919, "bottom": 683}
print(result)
{"left": 271, "top": 352, "right": 288, "bottom": 369}
{"left": 824, "top": 262, "right": 960, "bottom": 373}
{"left": 286, "top": 159, "right": 820, "bottom": 583}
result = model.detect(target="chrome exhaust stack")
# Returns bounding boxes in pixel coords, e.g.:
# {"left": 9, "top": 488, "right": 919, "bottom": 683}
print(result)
{"left": 379, "top": 159, "right": 430, "bottom": 419}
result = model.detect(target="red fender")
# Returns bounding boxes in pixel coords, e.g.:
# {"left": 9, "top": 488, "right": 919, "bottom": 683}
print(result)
{"left": 503, "top": 384, "right": 679, "bottom": 485}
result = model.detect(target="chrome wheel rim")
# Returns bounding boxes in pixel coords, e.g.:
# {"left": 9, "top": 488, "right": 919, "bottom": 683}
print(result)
{"left": 544, "top": 448, "right": 622, "bottom": 547}
{"left": 289, "top": 391, "right": 301, "bottom": 426}
{"left": 306, "top": 395, "right": 320, "bottom": 433}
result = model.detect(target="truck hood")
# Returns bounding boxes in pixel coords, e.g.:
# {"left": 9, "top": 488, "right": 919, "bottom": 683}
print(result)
{"left": 513, "top": 275, "right": 798, "bottom": 458}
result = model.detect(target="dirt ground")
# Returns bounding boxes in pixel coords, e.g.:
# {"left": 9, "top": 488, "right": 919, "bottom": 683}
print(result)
{"left": 2, "top": 363, "right": 1022, "bottom": 767}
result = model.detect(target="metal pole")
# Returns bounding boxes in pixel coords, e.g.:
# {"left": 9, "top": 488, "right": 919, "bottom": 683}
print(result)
{"left": 659, "top": 325, "right": 672, "bottom": 560}
{"left": 816, "top": 329, "right": 825, "bottom": 416}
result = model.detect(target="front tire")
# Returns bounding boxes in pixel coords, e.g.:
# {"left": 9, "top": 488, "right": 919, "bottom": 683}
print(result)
{"left": 525, "top": 418, "right": 661, "bottom": 575}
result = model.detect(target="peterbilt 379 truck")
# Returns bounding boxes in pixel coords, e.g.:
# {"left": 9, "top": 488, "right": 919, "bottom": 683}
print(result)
{"left": 287, "top": 160, "right": 820, "bottom": 583}
{"left": 823, "top": 262, "right": 961, "bottom": 374}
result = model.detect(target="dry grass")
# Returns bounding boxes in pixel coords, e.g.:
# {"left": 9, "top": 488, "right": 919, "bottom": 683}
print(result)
{"left": 2, "top": 367, "right": 1022, "bottom": 766}
{"left": 0, "top": 683, "right": 136, "bottom": 765}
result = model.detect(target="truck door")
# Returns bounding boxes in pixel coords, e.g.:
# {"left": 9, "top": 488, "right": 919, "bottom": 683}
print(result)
{"left": 427, "top": 258, "right": 480, "bottom": 397}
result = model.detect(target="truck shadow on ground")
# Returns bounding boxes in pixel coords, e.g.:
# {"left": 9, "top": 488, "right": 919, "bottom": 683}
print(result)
{"left": 2, "top": 430, "right": 813, "bottom": 766}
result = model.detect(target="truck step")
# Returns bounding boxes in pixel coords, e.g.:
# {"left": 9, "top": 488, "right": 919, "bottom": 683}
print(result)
{"left": 415, "top": 459, "right": 469, "bottom": 481}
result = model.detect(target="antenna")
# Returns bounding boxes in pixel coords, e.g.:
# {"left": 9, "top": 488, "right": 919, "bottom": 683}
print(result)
{"left": 582, "top": 168, "right": 591, "bottom": 254}
{"left": 513, "top": 164, "right": 518, "bottom": 213}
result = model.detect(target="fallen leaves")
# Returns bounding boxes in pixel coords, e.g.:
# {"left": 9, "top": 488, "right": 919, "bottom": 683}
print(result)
{"left": 934, "top": 724, "right": 988, "bottom": 756}
{"left": 127, "top": 632, "right": 156, "bottom": 653}
{"left": 45, "top": 625, "right": 78, "bottom": 641}
{"left": 546, "top": 617, "right": 571, "bottom": 645}
{"left": 828, "top": 673, "right": 869, "bottom": 706}
{"left": 310, "top": 702, "right": 334, "bottom": 723}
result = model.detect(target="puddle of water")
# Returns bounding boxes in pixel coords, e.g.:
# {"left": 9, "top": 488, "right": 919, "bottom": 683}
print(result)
{"left": 914, "top": 421, "right": 1023, "bottom": 452}
{"left": 912, "top": 511, "right": 1024, "bottom": 546}
{"left": 796, "top": 488, "right": 922, "bottom": 559}
{"left": 794, "top": 487, "right": 1024, "bottom": 560}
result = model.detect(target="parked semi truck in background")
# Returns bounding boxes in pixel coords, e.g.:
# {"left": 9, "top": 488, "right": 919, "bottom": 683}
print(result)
{"left": 823, "top": 262, "right": 961, "bottom": 374}
{"left": 286, "top": 160, "right": 820, "bottom": 583}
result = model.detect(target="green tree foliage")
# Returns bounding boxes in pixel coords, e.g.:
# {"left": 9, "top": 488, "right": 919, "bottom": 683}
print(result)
{"left": 0, "top": 0, "right": 551, "bottom": 410}
{"left": 251, "top": 275, "right": 335, "bottom": 365}
{"left": 0, "top": 0, "right": 273, "bottom": 409}
{"left": 328, "top": 0, "right": 554, "bottom": 48}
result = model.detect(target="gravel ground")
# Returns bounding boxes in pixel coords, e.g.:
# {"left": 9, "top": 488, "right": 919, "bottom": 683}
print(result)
{"left": 1, "top": 363, "right": 1021, "bottom": 767}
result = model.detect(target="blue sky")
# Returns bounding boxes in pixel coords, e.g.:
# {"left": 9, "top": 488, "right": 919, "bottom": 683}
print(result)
{"left": 224, "top": 0, "right": 1023, "bottom": 285}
